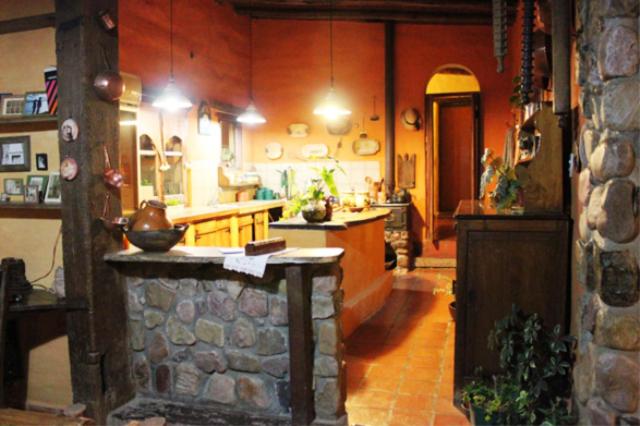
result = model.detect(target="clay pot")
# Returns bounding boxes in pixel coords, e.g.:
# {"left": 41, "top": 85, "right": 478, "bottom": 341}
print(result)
{"left": 93, "top": 70, "right": 125, "bottom": 102}
{"left": 130, "top": 200, "right": 173, "bottom": 232}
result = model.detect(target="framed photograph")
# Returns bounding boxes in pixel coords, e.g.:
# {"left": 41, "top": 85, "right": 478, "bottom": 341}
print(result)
{"left": 198, "top": 101, "right": 213, "bottom": 136}
{"left": 0, "top": 136, "right": 30, "bottom": 172}
{"left": 36, "top": 153, "right": 48, "bottom": 171}
{"left": 4, "top": 178, "right": 24, "bottom": 195}
{"left": 1, "top": 95, "right": 25, "bottom": 116}
{"left": 27, "top": 175, "right": 48, "bottom": 193}
{"left": 23, "top": 92, "right": 49, "bottom": 115}
{"left": 44, "top": 172, "right": 61, "bottom": 203}
{"left": 25, "top": 185, "right": 39, "bottom": 203}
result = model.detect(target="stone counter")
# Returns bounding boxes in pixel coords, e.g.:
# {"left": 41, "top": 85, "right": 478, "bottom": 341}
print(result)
{"left": 105, "top": 247, "right": 346, "bottom": 426}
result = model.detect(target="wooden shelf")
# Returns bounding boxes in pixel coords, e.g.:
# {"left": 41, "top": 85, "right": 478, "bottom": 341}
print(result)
{"left": 0, "top": 115, "right": 58, "bottom": 133}
{"left": 0, "top": 202, "right": 61, "bottom": 219}
{"left": 139, "top": 150, "right": 183, "bottom": 157}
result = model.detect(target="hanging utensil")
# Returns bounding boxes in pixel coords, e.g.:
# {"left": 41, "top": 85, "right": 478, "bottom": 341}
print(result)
{"left": 370, "top": 96, "right": 380, "bottom": 121}
{"left": 103, "top": 145, "right": 124, "bottom": 188}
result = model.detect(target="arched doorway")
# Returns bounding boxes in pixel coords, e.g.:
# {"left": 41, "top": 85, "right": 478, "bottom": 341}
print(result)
{"left": 425, "top": 65, "right": 481, "bottom": 242}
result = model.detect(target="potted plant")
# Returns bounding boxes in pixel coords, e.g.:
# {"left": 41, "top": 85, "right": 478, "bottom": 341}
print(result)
{"left": 461, "top": 305, "right": 575, "bottom": 426}
{"left": 480, "top": 149, "right": 522, "bottom": 211}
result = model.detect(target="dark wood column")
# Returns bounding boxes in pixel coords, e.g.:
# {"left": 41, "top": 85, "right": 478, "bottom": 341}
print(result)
{"left": 55, "top": 0, "right": 133, "bottom": 422}
{"left": 384, "top": 21, "right": 396, "bottom": 194}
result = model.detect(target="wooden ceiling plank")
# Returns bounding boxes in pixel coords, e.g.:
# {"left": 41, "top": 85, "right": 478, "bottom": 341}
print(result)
{"left": 0, "top": 13, "right": 55, "bottom": 35}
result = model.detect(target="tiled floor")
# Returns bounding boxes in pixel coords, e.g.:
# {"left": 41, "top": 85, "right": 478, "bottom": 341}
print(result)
{"left": 345, "top": 270, "right": 469, "bottom": 426}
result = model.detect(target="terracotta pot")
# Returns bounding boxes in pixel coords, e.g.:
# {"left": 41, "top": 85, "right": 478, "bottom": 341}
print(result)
{"left": 130, "top": 200, "right": 173, "bottom": 232}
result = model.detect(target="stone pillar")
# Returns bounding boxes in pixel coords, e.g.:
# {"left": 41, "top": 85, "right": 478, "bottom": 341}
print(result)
{"left": 573, "top": 0, "right": 640, "bottom": 424}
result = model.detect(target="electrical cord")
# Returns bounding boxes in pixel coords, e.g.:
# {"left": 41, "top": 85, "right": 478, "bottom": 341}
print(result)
{"left": 30, "top": 224, "right": 62, "bottom": 288}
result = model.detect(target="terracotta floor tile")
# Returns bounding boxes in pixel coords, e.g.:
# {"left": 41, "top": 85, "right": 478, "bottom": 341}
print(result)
{"left": 433, "top": 397, "right": 462, "bottom": 415}
{"left": 405, "top": 366, "right": 441, "bottom": 382}
{"left": 433, "top": 413, "right": 470, "bottom": 426}
{"left": 348, "top": 406, "right": 390, "bottom": 426}
{"left": 392, "top": 395, "right": 433, "bottom": 413}
{"left": 348, "top": 389, "right": 396, "bottom": 410}
{"left": 398, "top": 379, "right": 439, "bottom": 396}
{"left": 388, "top": 411, "right": 432, "bottom": 426}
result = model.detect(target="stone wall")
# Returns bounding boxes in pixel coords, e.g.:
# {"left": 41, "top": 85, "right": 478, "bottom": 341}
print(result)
{"left": 573, "top": 0, "right": 640, "bottom": 424}
{"left": 123, "top": 263, "right": 346, "bottom": 424}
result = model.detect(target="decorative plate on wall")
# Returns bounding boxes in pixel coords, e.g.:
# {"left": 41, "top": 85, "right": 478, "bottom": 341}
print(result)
{"left": 265, "top": 142, "right": 283, "bottom": 160}
{"left": 352, "top": 133, "right": 380, "bottom": 156}
{"left": 301, "top": 144, "right": 329, "bottom": 159}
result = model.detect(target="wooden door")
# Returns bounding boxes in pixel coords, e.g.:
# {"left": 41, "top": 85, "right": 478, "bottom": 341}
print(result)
{"left": 426, "top": 93, "right": 480, "bottom": 241}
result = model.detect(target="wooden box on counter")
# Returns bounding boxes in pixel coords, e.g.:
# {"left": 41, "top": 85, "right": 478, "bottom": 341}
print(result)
{"left": 453, "top": 200, "right": 571, "bottom": 402}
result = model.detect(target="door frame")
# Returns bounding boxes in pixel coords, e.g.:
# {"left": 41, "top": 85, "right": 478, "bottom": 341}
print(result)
{"left": 425, "top": 92, "right": 482, "bottom": 242}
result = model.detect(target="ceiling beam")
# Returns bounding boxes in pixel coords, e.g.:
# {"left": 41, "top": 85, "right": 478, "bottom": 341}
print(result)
{"left": 0, "top": 13, "right": 55, "bottom": 35}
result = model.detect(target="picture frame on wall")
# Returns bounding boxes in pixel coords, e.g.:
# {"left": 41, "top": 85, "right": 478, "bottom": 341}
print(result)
{"left": 27, "top": 175, "right": 49, "bottom": 194}
{"left": 23, "top": 92, "right": 49, "bottom": 115}
{"left": 0, "top": 136, "right": 30, "bottom": 172}
{"left": 197, "top": 101, "right": 213, "bottom": 136}
{"left": 44, "top": 172, "right": 61, "bottom": 203}
{"left": 36, "top": 153, "right": 48, "bottom": 171}
{"left": 25, "top": 185, "right": 39, "bottom": 203}
{"left": 4, "top": 178, "right": 24, "bottom": 195}
{"left": 1, "top": 95, "right": 25, "bottom": 116}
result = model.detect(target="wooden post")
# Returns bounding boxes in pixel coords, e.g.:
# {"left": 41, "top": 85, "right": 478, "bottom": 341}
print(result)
{"left": 55, "top": 0, "right": 133, "bottom": 422}
{"left": 551, "top": 0, "right": 571, "bottom": 116}
{"left": 285, "top": 265, "right": 314, "bottom": 425}
{"left": 384, "top": 21, "right": 395, "bottom": 195}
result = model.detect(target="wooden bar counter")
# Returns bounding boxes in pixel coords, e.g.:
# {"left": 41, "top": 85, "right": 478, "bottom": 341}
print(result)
{"left": 105, "top": 246, "right": 347, "bottom": 426}
{"left": 270, "top": 208, "right": 392, "bottom": 337}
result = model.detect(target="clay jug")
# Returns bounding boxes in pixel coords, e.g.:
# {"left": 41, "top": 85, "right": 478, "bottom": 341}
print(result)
{"left": 130, "top": 200, "right": 173, "bottom": 231}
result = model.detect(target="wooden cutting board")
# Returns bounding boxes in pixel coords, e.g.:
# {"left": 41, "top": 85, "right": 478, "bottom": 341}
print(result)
{"left": 397, "top": 153, "right": 416, "bottom": 189}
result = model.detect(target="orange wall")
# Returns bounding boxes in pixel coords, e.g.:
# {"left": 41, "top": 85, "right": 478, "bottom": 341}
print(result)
{"left": 249, "top": 20, "right": 518, "bottom": 243}
{"left": 119, "top": 0, "right": 250, "bottom": 106}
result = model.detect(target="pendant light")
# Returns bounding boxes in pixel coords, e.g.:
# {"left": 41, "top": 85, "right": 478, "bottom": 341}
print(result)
{"left": 313, "top": 0, "right": 351, "bottom": 120}
{"left": 237, "top": 14, "right": 266, "bottom": 125}
{"left": 153, "top": 0, "right": 192, "bottom": 112}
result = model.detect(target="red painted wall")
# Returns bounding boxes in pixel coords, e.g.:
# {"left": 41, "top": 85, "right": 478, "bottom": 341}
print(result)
{"left": 119, "top": 0, "right": 250, "bottom": 106}
{"left": 249, "top": 20, "right": 519, "bottom": 243}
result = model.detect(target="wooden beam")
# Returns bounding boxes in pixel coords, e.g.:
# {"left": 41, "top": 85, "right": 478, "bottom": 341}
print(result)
{"left": 285, "top": 265, "right": 314, "bottom": 425}
{"left": 55, "top": 0, "right": 133, "bottom": 423}
{"left": 385, "top": 22, "right": 395, "bottom": 194}
{"left": 0, "top": 13, "right": 55, "bottom": 35}
{"left": 551, "top": 0, "right": 571, "bottom": 115}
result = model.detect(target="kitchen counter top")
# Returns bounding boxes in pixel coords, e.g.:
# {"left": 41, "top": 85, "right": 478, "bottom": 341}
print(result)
{"left": 269, "top": 208, "right": 390, "bottom": 231}
{"left": 105, "top": 245, "right": 343, "bottom": 265}
{"left": 454, "top": 200, "right": 568, "bottom": 220}
{"left": 167, "top": 199, "right": 285, "bottom": 223}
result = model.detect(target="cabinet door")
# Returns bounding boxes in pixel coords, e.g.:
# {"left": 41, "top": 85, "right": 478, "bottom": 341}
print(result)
{"left": 238, "top": 214, "right": 254, "bottom": 246}
{"left": 194, "top": 217, "right": 232, "bottom": 247}
{"left": 454, "top": 218, "right": 569, "bottom": 400}
{"left": 253, "top": 211, "right": 267, "bottom": 241}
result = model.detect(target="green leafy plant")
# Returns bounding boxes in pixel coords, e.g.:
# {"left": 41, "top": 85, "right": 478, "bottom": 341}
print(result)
{"left": 462, "top": 305, "right": 575, "bottom": 426}
{"left": 313, "top": 159, "right": 345, "bottom": 197}
{"left": 480, "top": 148, "right": 521, "bottom": 210}
{"left": 283, "top": 159, "right": 344, "bottom": 219}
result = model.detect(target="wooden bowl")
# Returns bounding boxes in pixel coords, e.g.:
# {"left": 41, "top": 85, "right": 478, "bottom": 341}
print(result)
{"left": 125, "top": 224, "right": 189, "bottom": 252}
{"left": 348, "top": 206, "right": 365, "bottom": 213}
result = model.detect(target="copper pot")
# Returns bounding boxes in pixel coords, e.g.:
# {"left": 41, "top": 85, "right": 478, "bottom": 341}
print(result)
{"left": 130, "top": 200, "right": 173, "bottom": 232}
{"left": 93, "top": 70, "right": 125, "bottom": 102}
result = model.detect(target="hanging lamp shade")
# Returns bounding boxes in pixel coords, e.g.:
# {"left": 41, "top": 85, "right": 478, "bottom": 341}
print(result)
{"left": 152, "top": 77, "right": 193, "bottom": 112}
{"left": 153, "top": 0, "right": 192, "bottom": 112}
{"left": 237, "top": 100, "right": 266, "bottom": 124}
{"left": 313, "top": 86, "right": 351, "bottom": 120}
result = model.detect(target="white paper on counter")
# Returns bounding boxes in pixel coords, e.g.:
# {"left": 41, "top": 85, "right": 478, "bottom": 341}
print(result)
{"left": 222, "top": 248, "right": 296, "bottom": 278}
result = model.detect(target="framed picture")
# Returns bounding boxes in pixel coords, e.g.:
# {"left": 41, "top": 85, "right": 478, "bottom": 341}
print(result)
{"left": 44, "top": 172, "right": 61, "bottom": 203}
{"left": 27, "top": 175, "right": 48, "bottom": 193}
{"left": 23, "top": 92, "right": 49, "bottom": 115}
{"left": 1, "top": 95, "right": 25, "bottom": 116}
{"left": 4, "top": 178, "right": 24, "bottom": 195}
{"left": 25, "top": 185, "right": 39, "bottom": 203}
{"left": 0, "top": 136, "right": 30, "bottom": 172}
{"left": 36, "top": 153, "right": 48, "bottom": 171}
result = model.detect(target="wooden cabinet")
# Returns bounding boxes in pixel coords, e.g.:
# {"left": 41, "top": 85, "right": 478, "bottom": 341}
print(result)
{"left": 237, "top": 214, "right": 254, "bottom": 247}
{"left": 194, "top": 217, "right": 232, "bottom": 247}
{"left": 453, "top": 200, "right": 570, "bottom": 401}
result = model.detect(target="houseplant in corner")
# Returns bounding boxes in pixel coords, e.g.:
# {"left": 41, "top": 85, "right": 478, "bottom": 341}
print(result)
{"left": 462, "top": 305, "right": 576, "bottom": 426}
